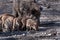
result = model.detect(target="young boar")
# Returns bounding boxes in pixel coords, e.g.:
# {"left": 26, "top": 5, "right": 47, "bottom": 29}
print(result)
{"left": 0, "top": 13, "right": 15, "bottom": 28}
{"left": 0, "top": 13, "right": 15, "bottom": 32}
{"left": 3, "top": 15, "right": 15, "bottom": 32}
{"left": 26, "top": 19, "right": 38, "bottom": 31}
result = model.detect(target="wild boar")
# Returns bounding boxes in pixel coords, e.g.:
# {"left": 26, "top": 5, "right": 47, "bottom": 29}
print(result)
{"left": 26, "top": 19, "right": 38, "bottom": 31}
{"left": 3, "top": 15, "right": 15, "bottom": 32}
{"left": 0, "top": 13, "right": 15, "bottom": 28}
{"left": 0, "top": 13, "right": 15, "bottom": 32}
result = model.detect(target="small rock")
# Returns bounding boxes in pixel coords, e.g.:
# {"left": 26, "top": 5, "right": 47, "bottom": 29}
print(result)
{"left": 22, "top": 33, "right": 26, "bottom": 36}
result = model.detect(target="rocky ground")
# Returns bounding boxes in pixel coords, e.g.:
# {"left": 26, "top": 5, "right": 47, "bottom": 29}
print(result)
{"left": 0, "top": 0, "right": 60, "bottom": 40}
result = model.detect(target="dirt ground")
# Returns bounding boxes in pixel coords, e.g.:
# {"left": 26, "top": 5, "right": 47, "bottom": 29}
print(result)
{"left": 0, "top": 0, "right": 60, "bottom": 40}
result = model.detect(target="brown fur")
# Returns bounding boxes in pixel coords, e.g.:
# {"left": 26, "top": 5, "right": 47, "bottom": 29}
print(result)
{"left": 0, "top": 13, "right": 15, "bottom": 27}
{"left": 26, "top": 19, "right": 38, "bottom": 30}
{"left": 0, "top": 13, "right": 15, "bottom": 32}
{"left": 21, "top": 13, "right": 38, "bottom": 31}
{"left": 3, "top": 16, "right": 22, "bottom": 32}
{"left": 21, "top": 15, "right": 31, "bottom": 30}
{"left": 13, "top": 0, "right": 41, "bottom": 27}
{"left": 13, "top": 17, "right": 22, "bottom": 31}
{"left": 19, "top": 1, "right": 40, "bottom": 26}
{"left": 13, "top": 0, "right": 40, "bottom": 17}
{"left": 2, "top": 15, "right": 15, "bottom": 32}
